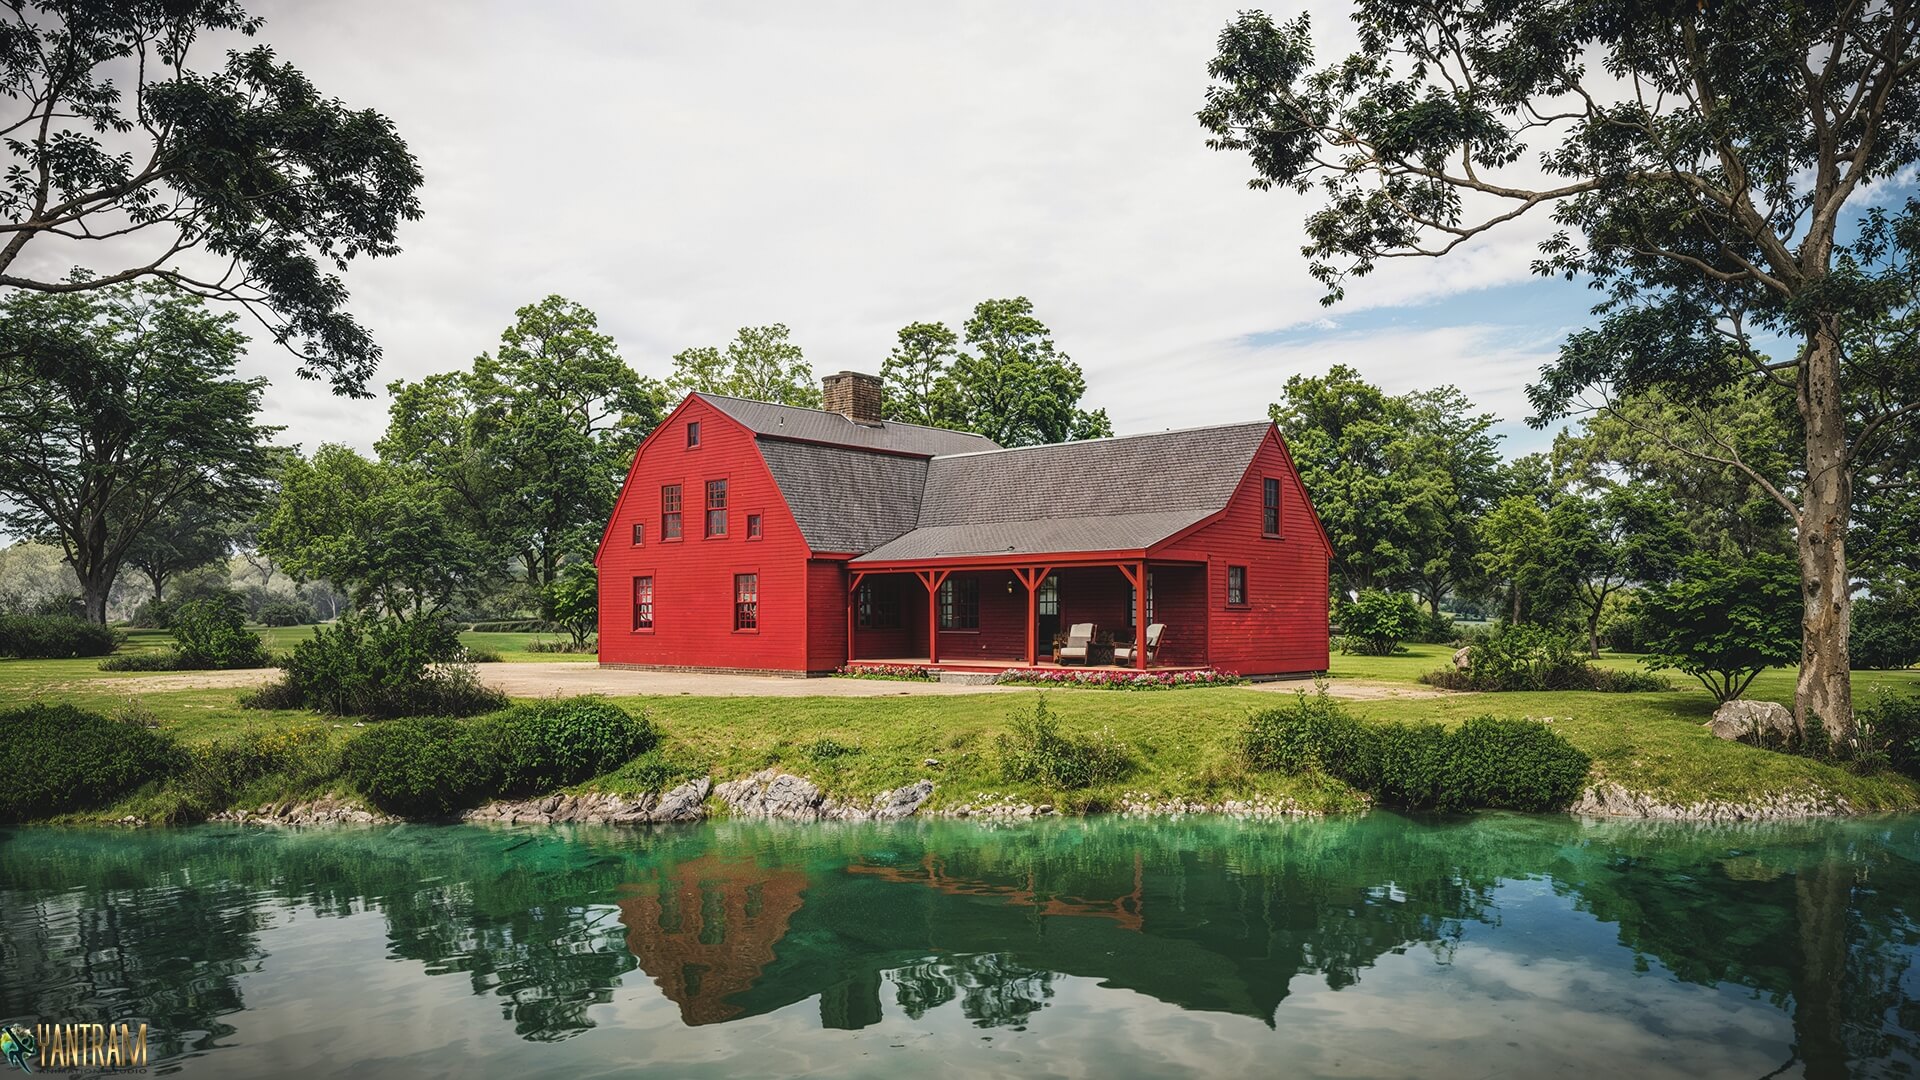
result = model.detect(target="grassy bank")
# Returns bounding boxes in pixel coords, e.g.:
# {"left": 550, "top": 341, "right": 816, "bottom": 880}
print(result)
{"left": 4, "top": 641, "right": 1917, "bottom": 822}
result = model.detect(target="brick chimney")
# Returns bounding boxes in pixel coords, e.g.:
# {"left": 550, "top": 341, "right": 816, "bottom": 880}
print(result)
{"left": 821, "top": 370, "right": 884, "bottom": 425}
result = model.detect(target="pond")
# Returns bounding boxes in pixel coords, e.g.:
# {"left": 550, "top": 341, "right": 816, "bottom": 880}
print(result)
{"left": 1, "top": 814, "right": 1916, "bottom": 1078}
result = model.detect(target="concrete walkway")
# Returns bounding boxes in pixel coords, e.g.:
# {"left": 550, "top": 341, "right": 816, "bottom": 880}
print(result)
{"left": 89, "top": 662, "right": 1454, "bottom": 701}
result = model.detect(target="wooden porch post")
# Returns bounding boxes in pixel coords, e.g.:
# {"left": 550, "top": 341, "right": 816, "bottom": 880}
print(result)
{"left": 1134, "top": 560, "right": 1149, "bottom": 670}
{"left": 846, "top": 570, "right": 867, "bottom": 666}
{"left": 918, "top": 569, "right": 950, "bottom": 665}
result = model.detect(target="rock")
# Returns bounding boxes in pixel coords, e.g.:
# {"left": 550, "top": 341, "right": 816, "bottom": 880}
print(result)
{"left": 1707, "top": 699, "right": 1796, "bottom": 741}
{"left": 1452, "top": 646, "right": 1472, "bottom": 671}
{"left": 870, "top": 780, "right": 935, "bottom": 820}
{"left": 650, "top": 777, "right": 711, "bottom": 823}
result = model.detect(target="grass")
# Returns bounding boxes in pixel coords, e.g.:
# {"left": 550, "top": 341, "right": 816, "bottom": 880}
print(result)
{"left": 5, "top": 638, "right": 1917, "bottom": 821}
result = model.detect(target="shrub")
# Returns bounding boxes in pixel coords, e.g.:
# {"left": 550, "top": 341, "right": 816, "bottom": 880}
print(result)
{"left": 244, "top": 615, "right": 506, "bottom": 719}
{"left": 1438, "top": 716, "right": 1592, "bottom": 811}
{"left": 836, "top": 664, "right": 936, "bottom": 681}
{"left": 343, "top": 717, "right": 489, "bottom": 817}
{"left": 1639, "top": 552, "right": 1801, "bottom": 702}
{"left": 177, "top": 725, "right": 342, "bottom": 812}
{"left": 255, "top": 598, "right": 318, "bottom": 627}
{"left": 1852, "top": 596, "right": 1920, "bottom": 671}
{"left": 1335, "top": 590, "right": 1421, "bottom": 655}
{"left": 1856, "top": 691, "right": 1920, "bottom": 780}
{"left": 0, "top": 704, "right": 185, "bottom": 821}
{"left": 0, "top": 614, "right": 122, "bottom": 659}
{"left": 804, "top": 736, "right": 859, "bottom": 761}
{"left": 480, "top": 697, "right": 657, "bottom": 796}
{"left": 524, "top": 638, "right": 596, "bottom": 653}
{"left": 98, "top": 650, "right": 189, "bottom": 671}
{"left": 1414, "top": 609, "right": 1457, "bottom": 644}
{"left": 1238, "top": 690, "right": 1590, "bottom": 811}
{"left": 995, "top": 668, "right": 1242, "bottom": 689}
{"left": 612, "top": 747, "right": 708, "bottom": 793}
{"left": 468, "top": 619, "right": 558, "bottom": 633}
{"left": 997, "top": 697, "right": 1132, "bottom": 789}
{"left": 170, "top": 593, "right": 271, "bottom": 669}
{"left": 129, "top": 598, "right": 179, "bottom": 629}
{"left": 1419, "top": 624, "right": 1667, "bottom": 693}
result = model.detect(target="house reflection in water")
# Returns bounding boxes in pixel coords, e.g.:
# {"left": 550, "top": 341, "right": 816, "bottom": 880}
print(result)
{"left": 616, "top": 854, "right": 810, "bottom": 1026}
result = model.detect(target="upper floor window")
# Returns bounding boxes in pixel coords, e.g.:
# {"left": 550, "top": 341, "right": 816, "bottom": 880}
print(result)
{"left": 686, "top": 421, "right": 701, "bottom": 448}
{"left": 734, "top": 573, "right": 758, "bottom": 630}
{"left": 632, "top": 576, "right": 654, "bottom": 630}
{"left": 938, "top": 576, "right": 979, "bottom": 630}
{"left": 1263, "top": 477, "right": 1281, "bottom": 537}
{"left": 1227, "top": 565, "right": 1247, "bottom": 606}
{"left": 661, "top": 484, "right": 682, "bottom": 540}
{"left": 705, "top": 480, "right": 728, "bottom": 537}
{"left": 631, "top": 522, "right": 645, "bottom": 546}
{"left": 857, "top": 581, "right": 900, "bottom": 628}
{"left": 746, "top": 513, "right": 762, "bottom": 540}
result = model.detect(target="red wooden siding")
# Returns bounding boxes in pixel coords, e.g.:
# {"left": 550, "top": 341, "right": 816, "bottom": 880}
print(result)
{"left": 1152, "top": 429, "right": 1330, "bottom": 675}
{"left": 598, "top": 397, "right": 816, "bottom": 673}
{"left": 805, "top": 559, "right": 849, "bottom": 674}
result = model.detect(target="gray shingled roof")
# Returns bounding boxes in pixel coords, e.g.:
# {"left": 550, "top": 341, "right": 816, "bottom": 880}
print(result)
{"left": 697, "top": 393, "right": 998, "bottom": 456}
{"left": 758, "top": 440, "right": 929, "bottom": 554}
{"left": 852, "top": 421, "right": 1272, "bottom": 563}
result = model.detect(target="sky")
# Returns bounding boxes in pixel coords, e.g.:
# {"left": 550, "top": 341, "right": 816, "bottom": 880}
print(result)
{"left": 50, "top": 1, "right": 1632, "bottom": 458}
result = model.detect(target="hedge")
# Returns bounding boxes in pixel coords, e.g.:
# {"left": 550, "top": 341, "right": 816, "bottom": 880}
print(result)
{"left": 0, "top": 704, "right": 184, "bottom": 821}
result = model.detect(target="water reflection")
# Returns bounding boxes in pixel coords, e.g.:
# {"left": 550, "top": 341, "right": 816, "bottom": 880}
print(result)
{"left": 0, "top": 814, "right": 1915, "bottom": 1077}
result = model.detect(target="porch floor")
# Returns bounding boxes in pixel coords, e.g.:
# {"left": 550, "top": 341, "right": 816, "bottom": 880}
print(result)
{"left": 851, "top": 656, "right": 1210, "bottom": 674}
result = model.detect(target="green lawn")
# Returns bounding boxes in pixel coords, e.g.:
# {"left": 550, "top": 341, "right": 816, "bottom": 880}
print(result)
{"left": 5, "top": 636, "right": 1918, "bottom": 819}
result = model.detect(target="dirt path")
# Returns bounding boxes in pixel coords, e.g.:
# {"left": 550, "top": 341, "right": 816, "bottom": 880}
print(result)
{"left": 80, "top": 664, "right": 1460, "bottom": 701}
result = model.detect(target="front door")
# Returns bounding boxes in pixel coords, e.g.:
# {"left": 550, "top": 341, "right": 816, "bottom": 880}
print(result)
{"left": 1036, "top": 574, "right": 1061, "bottom": 652}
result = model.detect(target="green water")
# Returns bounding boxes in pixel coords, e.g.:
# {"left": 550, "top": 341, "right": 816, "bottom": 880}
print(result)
{"left": 1, "top": 815, "right": 1916, "bottom": 1079}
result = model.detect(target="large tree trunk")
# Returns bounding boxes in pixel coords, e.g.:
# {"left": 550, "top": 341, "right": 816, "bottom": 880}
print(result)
{"left": 1586, "top": 607, "right": 1602, "bottom": 659}
{"left": 1796, "top": 327, "right": 1854, "bottom": 740}
{"left": 80, "top": 572, "right": 111, "bottom": 624}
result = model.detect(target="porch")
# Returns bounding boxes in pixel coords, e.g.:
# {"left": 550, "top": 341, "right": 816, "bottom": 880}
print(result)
{"left": 844, "top": 559, "right": 1211, "bottom": 671}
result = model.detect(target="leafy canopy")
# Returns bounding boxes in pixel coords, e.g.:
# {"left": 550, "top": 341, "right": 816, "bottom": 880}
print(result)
{"left": 667, "top": 324, "right": 820, "bottom": 407}
{"left": 0, "top": 0, "right": 424, "bottom": 394}
{"left": 1640, "top": 553, "right": 1803, "bottom": 704}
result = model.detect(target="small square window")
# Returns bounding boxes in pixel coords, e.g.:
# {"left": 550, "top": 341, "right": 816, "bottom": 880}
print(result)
{"left": 631, "top": 522, "right": 644, "bottom": 546}
{"left": 746, "top": 513, "right": 762, "bottom": 539}
{"left": 686, "top": 422, "right": 701, "bottom": 448}
{"left": 1227, "top": 565, "right": 1247, "bottom": 606}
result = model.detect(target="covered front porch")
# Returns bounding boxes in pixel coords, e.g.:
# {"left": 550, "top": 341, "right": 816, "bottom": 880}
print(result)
{"left": 844, "top": 558, "right": 1210, "bottom": 671}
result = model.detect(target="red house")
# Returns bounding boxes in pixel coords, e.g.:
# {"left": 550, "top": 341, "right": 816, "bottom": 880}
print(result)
{"left": 595, "top": 372, "right": 1332, "bottom": 677}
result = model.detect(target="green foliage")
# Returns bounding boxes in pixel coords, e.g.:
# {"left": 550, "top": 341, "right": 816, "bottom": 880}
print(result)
{"left": 1852, "top": 596, "right": 1920, "bottom": 671}
{"left": 1640, "top": 554, "right": 1802, "bottom": 702}
{"left": 480, "top": 698, "right": 658, "bottom": 798}
{"left": 0, "top": 704, "right": 185, "bottom": 821}
{"left": 1857, "top": 692, "right": 1920, "bottom": 780}
{"left": 125, "top": 498, "right": 236, "bottom": 606}
{"left": 177, "top": 725, "right": 342, "bottom": 813}
{"left": 803, "top": 737, "right": 859, "bottom": 761}
{"left": 1238, "top": 691, "right": 1590, "bottom": 811}
{"left": 1336, "top": 590, "right": 1421, "bottom": 655}
{"left": 1422, "top": 624, "right": 1670, "bottom": 693}
{"left": 169, "top": 593, "right": 271, "bottom": 669}
{"left": 877, "top": 298, "right": 1111, "bottom": 447}
{"left": 244, "top": 614, "right": 506, "bottom": 718}
{"left": 0, "top": 614, "right": 122, "bottom": 659}
{"left": 667, "top": 323, "right": 819, "bottom": 407}
{"left": 548, "top": 562, "right": 599, "bottom": 645}
{"left": 255, "top": 598, "right": 317, "bottom": 626}
{"left": 344, "top": 698, "right": 656, "bottom": 816}
{"left": 342, "top": 717, "right": 488, "bottom": 818}
{"left": 0, "top": 283, "right": 277, "bottom": 623}
{"left": 262, "top": 445, "right": 489, "bottom": 618}
{"left": 997, "top": 697, "right": 1132, "bottom": 789}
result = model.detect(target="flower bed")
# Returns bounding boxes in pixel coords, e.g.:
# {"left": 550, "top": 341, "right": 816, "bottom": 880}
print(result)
{"left": 834, "top": 664, "right": 937, "bottom": 682}
{"left": 994, "top": 668, "right": 1243, "bottom": 690}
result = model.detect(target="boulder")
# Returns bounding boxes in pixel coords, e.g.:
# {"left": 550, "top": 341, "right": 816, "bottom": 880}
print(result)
{"left": 870, "top": 779, "right": 935, "bottom": 820}
{"left": 1452, "top": 647, "right": 1472, "bottom": 671}
{"left": 649, "top": 777, "right": 712, "bottom": 823}
{"left": 1707, "top": 699, "right": 1796, "bottom": 741}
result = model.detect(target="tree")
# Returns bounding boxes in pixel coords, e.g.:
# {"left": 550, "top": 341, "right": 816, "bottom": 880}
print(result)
{"left": 1271, "top": 366, "right": 1418, "bottom": 593}
{"left": 667, "top": 324, "right": 820, "bottom": 407}
{"left": 548, "top": 562, "right": 598, "bottom": 646}
{"left": 1395, "top": 386, "right": 1503, "bottom": 614}
{"left": 260, "top": 445, "right": 484, "bottom": 618}
{"left": 1541, "top": 488, "right": 1692, "bottom": 657}
{"left": 944, "top": 298, "right": 1111, "bottom": 447}
{"left": 1475, "top": 495, "right": 1550, "bottom": 625}
{"left": 1335, "top": 589, "right": 1420, "bottom": 656}
{"left": 124, "top": 497, "right": 233, "bottom": 604}
{"left": 0, "top": 283, "right": 277, "bottom": 622}
{"left": 1200, "top": 5, "right": 1920, "bottom": 736}
{"left": 880, "top": 321, "right": 961, "bottom": 427}
{"left": 0, "top": 0, "right": 423, "bottom": 395}
{"left": 1641, "top": 554, "right": 1803, "bottom": 704}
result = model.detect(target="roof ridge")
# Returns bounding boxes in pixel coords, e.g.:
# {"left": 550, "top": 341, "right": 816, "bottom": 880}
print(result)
{"left": 929, "top": 419, "right": 1271, "bottom": 461}
{"left": 692, "top": 390, "right": 995, "bottom": 441}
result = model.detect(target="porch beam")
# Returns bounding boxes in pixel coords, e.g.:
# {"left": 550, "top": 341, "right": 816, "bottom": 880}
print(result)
{"left": 1134, "top": 560, "right": 1148, "bottom": 670}
{"left": 845, "top": 570, "right": 868, "bottom": 666}
{"left": 917, "top": 569, "right": 951, "bottom": 664}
